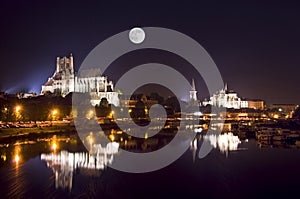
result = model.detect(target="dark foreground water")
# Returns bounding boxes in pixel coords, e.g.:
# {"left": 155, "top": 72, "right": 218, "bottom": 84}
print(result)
{"left": 0, "top": 133, "right": 300, "bottom": 199}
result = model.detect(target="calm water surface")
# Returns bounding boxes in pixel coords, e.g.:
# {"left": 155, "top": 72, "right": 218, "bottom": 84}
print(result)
{"left": 0, "top": 132, "right": 299, "bottom": 199}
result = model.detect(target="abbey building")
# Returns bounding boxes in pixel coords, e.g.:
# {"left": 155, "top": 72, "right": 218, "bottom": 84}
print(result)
{"left": 189, "top": 83, "right": 264, "bottom": 110}
{"left": 202, "top": 84, "right": 248, "bottom": 109}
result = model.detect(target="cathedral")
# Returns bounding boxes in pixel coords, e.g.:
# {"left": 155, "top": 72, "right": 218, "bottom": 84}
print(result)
{"left": 202, "top": 84, "right": 248, "bottom": 109}
{"left": 41, "top": 54, "right": 119, "bottom": 106}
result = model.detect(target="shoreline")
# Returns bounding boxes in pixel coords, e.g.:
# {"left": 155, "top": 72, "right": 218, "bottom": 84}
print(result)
{"left": 0, "top": 125, "right": 76, "bottom": 142}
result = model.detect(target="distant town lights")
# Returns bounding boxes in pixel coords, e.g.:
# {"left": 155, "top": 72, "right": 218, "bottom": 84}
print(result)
{"left": 193, "top": 111, "right": 203, "bottom": 116}
{"left": 86, "top": 109, "right": 95, "bottom": 119}
{"left": 109, "top": 134, "right": 115, "bottom": 142}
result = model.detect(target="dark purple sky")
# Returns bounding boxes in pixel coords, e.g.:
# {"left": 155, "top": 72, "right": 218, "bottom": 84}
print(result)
{"left": 0, "top": 0, "right": 300, "bottom": 104}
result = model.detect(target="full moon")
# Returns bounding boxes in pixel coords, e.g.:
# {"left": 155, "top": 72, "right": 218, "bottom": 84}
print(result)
{"left": 129, "top": 27, "right": 145, "bottom": 44}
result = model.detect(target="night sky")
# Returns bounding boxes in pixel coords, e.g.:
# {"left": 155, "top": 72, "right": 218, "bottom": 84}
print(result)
{"left": 0, "top": 0, "right": 300, "bottom": 104}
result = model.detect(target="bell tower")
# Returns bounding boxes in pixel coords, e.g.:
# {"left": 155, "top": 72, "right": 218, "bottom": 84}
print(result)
{"left": 189, "top": 79, "right": 197, "bottom": 101}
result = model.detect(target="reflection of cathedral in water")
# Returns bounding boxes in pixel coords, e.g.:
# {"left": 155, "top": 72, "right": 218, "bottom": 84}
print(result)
{"left": 190, "top": 133, "right": 241, "bottom": 159}
{"left": 203, "top": 133, "right": 241, "bottom": 155}
{"left": 40, "top": 142, "right": 119, "bottom": 191}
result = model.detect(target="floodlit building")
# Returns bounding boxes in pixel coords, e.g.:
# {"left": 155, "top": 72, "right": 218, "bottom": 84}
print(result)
{"left": 41, "top": 53, "right": 119, "bottom": 106}
{"left": 247, "top": 99, "right": 265, "bottom": 110}
{"left": 189, "top": 79, "right": 198, "bottom": 102}
{"left": 202, "top": 84, "right": 248, "bottom": 109}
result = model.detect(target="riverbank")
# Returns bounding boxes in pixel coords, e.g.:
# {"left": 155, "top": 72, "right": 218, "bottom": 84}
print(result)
{"left": 0, "top": 125, "right": 76, "bottom": 144}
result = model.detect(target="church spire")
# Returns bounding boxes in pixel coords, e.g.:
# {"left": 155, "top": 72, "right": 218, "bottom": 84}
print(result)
{"left": 190, "top": 79, "right": 197, "bottom": 102}
{"left": 191, "top": 79, "right": 196, "bottom": 91}
{"left": 225, "top": 83, "right": 228, "bottom": 91}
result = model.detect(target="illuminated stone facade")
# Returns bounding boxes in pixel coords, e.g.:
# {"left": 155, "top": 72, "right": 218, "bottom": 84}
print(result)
{"left": 189, "top": 79, "right": 197, "bottom": 102}
{"left": 202, "top": 84, "right": 248, "bottom": 109}
{"left": 41, "top": 54, "right": 119, "bottom": 106}
{"left": 248, "top": 100, "right": 265, "bottom": 110}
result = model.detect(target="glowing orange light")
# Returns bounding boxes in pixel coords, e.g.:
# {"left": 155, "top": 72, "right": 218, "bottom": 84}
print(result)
{"left": 52, "top": 142, "right": 58, "bottom": 151}
{"left": 1, "top": 154, "right": 7, "bottom": 161}
{"left": 86, "top": 109, "right": 94, "bottom": 119}
{"left": 52, "top": 109, "right": 58, "bottom": 115}
{"left": 15, "top": 105, "right": 21, "bottom": 112}
{"left": 109, "top": 134, "right": 115, "bottom": 141}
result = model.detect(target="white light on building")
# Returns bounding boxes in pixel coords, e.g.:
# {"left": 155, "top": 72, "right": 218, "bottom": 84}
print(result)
{"left": 202, "top": 84, "right": 248, "bottom": 109}
{"left": 41, "top": 53, "right": 119, "bottom": 106}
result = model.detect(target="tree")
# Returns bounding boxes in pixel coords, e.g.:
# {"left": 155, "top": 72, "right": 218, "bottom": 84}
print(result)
{"left": 149, "top": 92, "right": 164, "bottom": 104}
{"left": 293, "top": 107, "right": 300, "bottom": 120}
{"left": 130, "top": 100, "right": 146, "bottom": 119}
{"left": 96, "top": 98, "right": 111, "bottom": 117}
{"left": 164, "top": 96, "right": 180, "bottom": 113}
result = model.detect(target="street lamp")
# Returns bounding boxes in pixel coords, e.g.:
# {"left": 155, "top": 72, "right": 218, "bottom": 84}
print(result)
{"left": 2, "top": 107, "right": 8, "bottom": 122}
{"left": 15, "top": 105, "right": 21, "bottom": 112}
{"left": 51, "top": 109, "right": 59, "bottom": 121}
{"left": 86, "top": 109, "right": 95, "bottom": 119}
{"left": 52, "top": 109, "right": 58, "bottom": 115}
{"left": 109, "top": 110, "right": 114, "bottom": 118}
{"left": 14, "top": 105, "right": 22, "bottom": 121}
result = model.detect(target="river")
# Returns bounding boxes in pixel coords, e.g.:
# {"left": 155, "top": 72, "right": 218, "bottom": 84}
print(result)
{"left": 0, "top": 130, "right": 299, "bottom": 198}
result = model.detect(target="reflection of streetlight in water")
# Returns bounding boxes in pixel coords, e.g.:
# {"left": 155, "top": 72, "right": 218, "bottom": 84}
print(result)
{"left": 86, "top": 132, "right": 95, "bottom": 151}
{"left": 13, "top": 144, "right": 22, "bottom": 165}
{"left": 14, "top": 154, "right": 20, "bottom": 164}
{"left": 51, "top": 136, "right": 59, "bottom": 151}
{"left": 52, "top": 142, "right": 58, "bottom": 151}
{"left": 89, "top": 137, "right": 93, "bottom": 145}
